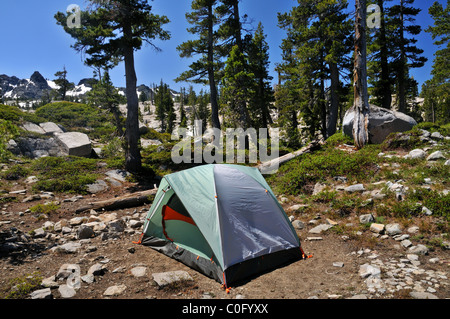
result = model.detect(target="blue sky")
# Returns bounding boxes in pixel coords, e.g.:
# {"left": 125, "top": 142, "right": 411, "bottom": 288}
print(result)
{"left": 0, "top": 0, "right": 444, "bottom": 93}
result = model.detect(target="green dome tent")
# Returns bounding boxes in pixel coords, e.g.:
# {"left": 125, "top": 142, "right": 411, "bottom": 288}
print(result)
{"left": 136, "top": 164, "right": 308, "bottom": 288}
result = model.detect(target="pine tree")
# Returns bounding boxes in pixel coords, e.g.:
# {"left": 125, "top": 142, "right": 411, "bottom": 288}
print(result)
{"left": 421, "top": 0, "right": 450, "bottom": 124}
{"left": 247, "top": 22, "right": 274, "bottom": 129}
{"left": 55, "top": 0, "right": 170, "bottom": 172}
{"left": 367, "top": 0, "right": 393, "bottom": 109}
{"left": 221, "top": 45, "right": 253, "bottom": 129}
{"left": 176, "top": 0, "right": 222, "bottom": 130}
{"left": 154, "top": 80, "right": 175, "bottom": 133}
{"left": 87, "top": 71, "right": 125, "bottom": 136}
{"left": 53, "top": 66, "right": 75, "bottom": 101}
{"left": 276, "top": 0, "right": 352, "bottom": 141}
{"left": 388, "top": 0, "right": 427, "bottom": 114}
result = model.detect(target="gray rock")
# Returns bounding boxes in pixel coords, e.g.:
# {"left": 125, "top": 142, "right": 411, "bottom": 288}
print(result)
{"left": 344, "top": 184, "right": 365, "bottom": 193}
{"left": 370, "top": 223, "right": 385, "bottom": 234}
{"left": 408, "top": 244, "right": 429, "bottom": 255}
{"left": 405, "top": 149, "right": 427, "bottom": 160}
{"left": 30, "top": 288, "right": 53, "bottom": 299}
{"left": 292, "top": 220, "right": 305, "bottom": 230}
{"left": 88, "top": 263, "right": 106, "bottom": 276}
{"left": 41, "top": 275, "right": 59, "bottom": 288}
{"left": 105, "top": 169, "right": 131, "bottom": 182}
{"left": 58, "top": 284, "right": 77, "bottom": 298}
{"left": 55, "top": 132, "right": 92, "bottom": 157}
{"left": 103, "top": 284, "right": 127, "bottom": 296}
{"left": 130, "top": 266, "right": 148, "bottom": 278}
{"left": 430, "top": 131, "right": 444, "bottom": 140}
{"left": 108, "top": 219, "right": 126, "bottom": 233}
{"left": 152, "top": 271, "right": 193, "bottom": 288}
{"left": 359, "top": 214, "right": 375, "bottom": 224}
{"left": 39, "top": 122, "right": 64, "bottom": 135}
{"left": 51, "top": 242, "right": 82, "bottom": 254}
{"left": 445, "top": 159, "right": 450, "bottom": 166}
{"left": 409, "top": 291, "right": 438, "bottom": 299}
{"left": 22, "top": 122, "right": 46, "bottom": 135}
{"left": 309, "top": 224, "right": 333, "bottom": 234}
{"left": 343, "top": 105, "right": 417, "bottom": 144}
{"left": 359, "top": 264, "right": 381, "bottom": 278}
{"left": 427, "top": 151, "right": 446, "bottom": 161}
{"left": 422, "top": 206, "right": 433, "bottom": 216}
{"left": 385, "top": 223, "right": 402, "bottom": 236}
{"left": 77, "top": 225, "right": 95, "bottom": 239}
{"left": 87, "top": 180, "right": 109, "bottom": 194}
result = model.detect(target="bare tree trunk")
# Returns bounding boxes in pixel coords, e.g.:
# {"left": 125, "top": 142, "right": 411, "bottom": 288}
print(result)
{"left": 207, "top": 2, "right": 221, "bottom": 130}
{"left": 327, "top": 62, "right": 339, "bottom": 137}
{"left": 123, "top": 20, "right": 142, "bottom": 172}
{"left": 353, "top": 0, "right": 370, "bottom": 149}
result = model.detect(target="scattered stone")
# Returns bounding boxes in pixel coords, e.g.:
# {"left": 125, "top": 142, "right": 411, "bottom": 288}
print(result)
{"left": 370, "top": 223, "right": 385, "bottom": 234}
{"left": 309, "top": 224, "right": 333, "bottom": 234}
{"left": 359, "top": 214, "right": 375, "bottom": 224}
{"left": 58, "top": 284, "right": 77, "bottom": 298}
{"left": 405, "top": 149, "right": 426, "bottom": 160}
{"left": 385, "top": 223, "right": 402, "bottom": 236}
{"left": 88, "top": 263, "right": 107, "bottom": 276}
{"left": 41, "top": 275, "right": 59, "bottom": 288}
{"left": 87, "top": 180, "right": 109, "bottom": 194}
{"left": 51, "top": 242, "right": 81, "bottom": 254}
{"left": 306, "top": 237, "right": 323, "bottom": 241}
{"left": 408, "top": 244, "right": 429, "bottom": 255}
{"left": 344, "top": 184, "right": 365, "bottom": 193}
{"left": 30, "top": 288, "right": 53, "bottom": 299}
{"left": 430, "top": 131, "right": 444, "bottom": 140}
{"left": 130, "top": 266, "right": 148, "bottom": 278}
{"left": 152, "top": 271, "right": 193, "bottom": 288}
{"left": 103, "top": 284, "right": 127, "bottom": 297}
{"left": 105, "top": 169, "right": 131, "bottom": 182}
{"left": 77, "top": 225, "right": 95, "bottom": 239}
{"left": 409, "top": 291, "right": 438, "bottom": 299}
{"left": 333, "top": 262, "right": 344, "bottom": 268}
{"left": 427, "top": 151, "right": 446, "bottom": 161}
{"left": 292, "top": 220, "right": 305, "bottom": 230}
{"left": 422, "top": 206, "right": 433, "bottom": 216}
{"left": 359, "top": 264, "right": 381, "bottom": 278}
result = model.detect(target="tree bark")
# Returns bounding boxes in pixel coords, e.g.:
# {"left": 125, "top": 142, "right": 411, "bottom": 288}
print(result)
{"left": 207, "top": 3, "right": 221, "bottom": 130}
{"left": 123, "top": 19, "right": 142, "bottom": 172}
{"left": 353, "top": 0, "right": 370, "bottom": 149}
{"left": 327, "top": 62, "right": 339, "bottom": 137}
{"left": 75, "top": 188, "right": 158, "bottom": 214}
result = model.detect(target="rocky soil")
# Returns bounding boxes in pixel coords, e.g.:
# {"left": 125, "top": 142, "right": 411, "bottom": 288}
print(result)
{"left": 1, "top": 171, "right": 448, "bottom": 301}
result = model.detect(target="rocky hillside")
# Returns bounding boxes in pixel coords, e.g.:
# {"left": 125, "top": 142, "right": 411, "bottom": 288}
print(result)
{"left": 0, "top": 72, "right": 179, "bottom": 107}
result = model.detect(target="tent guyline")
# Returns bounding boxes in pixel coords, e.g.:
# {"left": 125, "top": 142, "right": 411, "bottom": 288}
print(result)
{"left": 133, "top": 164, "right": 311, "bottom": 292}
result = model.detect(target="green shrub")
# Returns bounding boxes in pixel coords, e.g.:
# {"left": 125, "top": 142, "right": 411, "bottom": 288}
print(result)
{"left": 1, "top": 164, "right": 30, "bottom": 180}
{"left": 0, "top": 104, "right": 44, "bottom": 125}
{"left": 31, "top": 156, "right": 99, "bottom": 194}
{"left": 4, "top": 272, "right": 43, "bottom": 299}
{"left": 29, "top": 202, "right": 60, "bottom": 215}
{"left": 0, "top": 119, "right": 19, "bottom": 162}
{"left": 268, "top": 144, "right": 381, "bottom": 196}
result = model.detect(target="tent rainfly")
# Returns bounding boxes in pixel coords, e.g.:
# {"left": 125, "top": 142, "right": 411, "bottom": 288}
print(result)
{"left": 135, "top": 164, "right": 308, "bottom": 289}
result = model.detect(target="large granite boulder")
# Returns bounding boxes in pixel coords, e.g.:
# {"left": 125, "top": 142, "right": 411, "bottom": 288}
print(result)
{"left": 343, "top": 105, "right": 417, "bottom": 144}
{"left": 39, "top": 122, "right": 64, "bottom": 135}
{"left": 55, "top": 132, "right": 92, "bottom": 157}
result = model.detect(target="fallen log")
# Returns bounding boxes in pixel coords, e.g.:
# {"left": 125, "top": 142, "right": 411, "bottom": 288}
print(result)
{"left": 75, "top": 188, "right": 158, "bottom": 214}
{"left": 257, "top": 139, "right": 324, "bottom": 174}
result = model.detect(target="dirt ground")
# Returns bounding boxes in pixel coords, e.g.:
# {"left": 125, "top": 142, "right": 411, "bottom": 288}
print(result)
{"left": 1, "top": 183, "right": 449, "bottom": 301}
